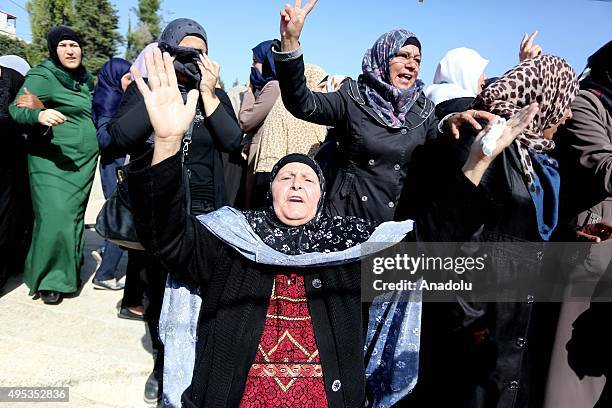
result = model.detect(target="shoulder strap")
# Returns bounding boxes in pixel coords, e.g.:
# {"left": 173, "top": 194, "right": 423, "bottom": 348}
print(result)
{"left": 181, "top": 120, "right": 195, "bottom": 214}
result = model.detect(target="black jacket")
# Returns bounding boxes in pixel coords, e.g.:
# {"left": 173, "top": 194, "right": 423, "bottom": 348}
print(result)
{"left": 107, "top": 82, "right": 243, "bottom": 211}
{"left": 0, "top": 66, "right": 23, "bottom": 132}
{"left": 275, "top": 52, "right": 438, "bottom": 224}
{"left": 433, "top": 96, "right": 475, "bottom": 121}
{"left": 127, "top": 150, "right": 495, "bottom": 408}
{"left": 0, "top": 66, "right": 30, "bottom": 166}
{"left": 400, "top": 126, "right": 558, "bottom": 408}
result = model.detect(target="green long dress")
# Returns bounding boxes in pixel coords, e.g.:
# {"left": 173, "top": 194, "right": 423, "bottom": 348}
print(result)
{"left": 9, "top": 59, "right": 98, "bottom": 295}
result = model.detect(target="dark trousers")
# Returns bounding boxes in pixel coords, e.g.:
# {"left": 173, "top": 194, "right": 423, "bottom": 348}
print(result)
{"left": 121, "top": 249, "right": 146, "bottom": 308}
{"left": 94, "top": 241, "right": 124, "bottom": 281}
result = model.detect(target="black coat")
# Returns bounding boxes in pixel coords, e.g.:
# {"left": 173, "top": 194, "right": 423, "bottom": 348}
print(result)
{"left": 433, "top": 96, "right": 475, "bottom": 121}
{"left": 0, "top": 66, "right": 23, "bottom": 133}
{"left": 399, "top": 126, "right": 559, "bottom": 408}
{"left": 107, "top": 82, "right": 243, "bottom": 211}
{"left": 127, "top": 149, "right": 495, "bottom": 408}
{"left": 0, "top": 66, "right": 31, "bottom": 288}
{"left": 275, "top": 53, "right": 438, "bottom": 224}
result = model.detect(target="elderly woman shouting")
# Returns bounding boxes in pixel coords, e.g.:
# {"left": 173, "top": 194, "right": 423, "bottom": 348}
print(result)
{"left": 126, "top": 47, "right": 536, "bottom": 407}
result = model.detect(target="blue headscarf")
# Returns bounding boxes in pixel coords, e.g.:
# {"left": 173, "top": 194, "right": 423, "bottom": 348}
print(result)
{"left": 359, "top": 29, "right": 425, "bottom": 128}
{"left": 92, "top": 57, "right": 132, "bottom": 125}
{"left": 250, "top": 40, "right": 277, "bottom": 92}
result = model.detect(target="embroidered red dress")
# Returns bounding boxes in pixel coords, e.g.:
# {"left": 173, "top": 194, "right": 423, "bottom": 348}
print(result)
{"left": 239, "top": 274, "right": 329, "bottom": 407}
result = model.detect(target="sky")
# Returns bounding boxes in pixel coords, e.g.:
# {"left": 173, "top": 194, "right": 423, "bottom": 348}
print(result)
{"left": 2, "top": 0, "right": 611, "bottom": 87}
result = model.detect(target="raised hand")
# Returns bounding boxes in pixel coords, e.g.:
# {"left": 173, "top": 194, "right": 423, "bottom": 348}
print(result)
{"left": 197, "top": 53, "right": 220, "bottom": 96}
{"left": 446, "top": 109, "right": 498, "bottom": 139}
{"left": 519, "top": 31, "right": 543, "bottom": 62}
{"left": 279, "top": 0, "right": 318, "bottom": 51}
{"left": 463, "top": 103, "right": 539, "bottom": 185}
{"left": 131, "top": 48, "right": 198, "bottom": 145}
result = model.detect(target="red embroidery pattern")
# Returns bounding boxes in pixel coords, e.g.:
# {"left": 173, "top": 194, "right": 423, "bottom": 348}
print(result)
{"left": 239, "top": 274, "right": 329, "bottom": 407}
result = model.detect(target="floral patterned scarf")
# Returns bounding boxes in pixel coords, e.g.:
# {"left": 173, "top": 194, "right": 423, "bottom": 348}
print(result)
{"left": 358, "top": 29, "right": 425, "bottom": 128}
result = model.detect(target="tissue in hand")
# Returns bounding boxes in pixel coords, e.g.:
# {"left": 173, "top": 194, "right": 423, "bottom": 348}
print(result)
{"left": 480, "top": 117, "right": 507, "bottom": 157}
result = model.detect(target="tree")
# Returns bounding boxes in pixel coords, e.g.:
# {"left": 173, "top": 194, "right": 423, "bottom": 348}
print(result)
{"left": 72, "top": 0, "right": 123, "bottom": 75}
{"left": 26, "top": 0, "right": 74, "bottom": 65}
{"left": 125, "top": 0, "right": 161, "bottom": 61}
{"left": 0, "top": 36, "right": 30, "bottom": 62}
{"left": 25, "top": 0, "right": 123, "bottom": 75}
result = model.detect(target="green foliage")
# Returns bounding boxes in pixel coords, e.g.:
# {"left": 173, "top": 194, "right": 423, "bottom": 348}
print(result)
{"left": 26, "top": 0, "right": 74, "bottom": 66}
{"left": 137, "top": 0, "right": 161, "bottom": 39}
{"left": 25, "top": 0, "right": 123, "bottom": 74}
{"left": 72, "top": 0, "right": 123, "bottom": 75}
{"left": 125, "top": 0, "right": 161, "bottom": 61}
{"left": 0, "top": 35, "right": 31, "bottom": 62}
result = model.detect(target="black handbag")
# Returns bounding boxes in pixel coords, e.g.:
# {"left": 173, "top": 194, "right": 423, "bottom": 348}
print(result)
{"left": 95, "top": 123, "right": 194, "bottom": 250}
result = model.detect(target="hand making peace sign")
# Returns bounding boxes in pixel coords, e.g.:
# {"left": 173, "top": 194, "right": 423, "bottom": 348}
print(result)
{"left": 279, "top": 0, "right": 318, "bottom": 51}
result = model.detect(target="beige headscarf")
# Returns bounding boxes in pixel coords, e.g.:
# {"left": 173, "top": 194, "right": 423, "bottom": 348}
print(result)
{"left": 254, "top": 63, "right": 328, "bottom": 173}
{"left": 472, "top": 55, "right": 579, "bottom": 190}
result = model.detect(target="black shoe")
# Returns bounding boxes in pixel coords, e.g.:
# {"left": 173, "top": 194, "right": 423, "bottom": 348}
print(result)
{"left": 118, "top": 307, "right": 145, "bottom": 321}
{"left": 39, "top": 290, "right": 61, "bottom": 304}
{"left": 143, "top": 371, "right": 161, "bottom": 404}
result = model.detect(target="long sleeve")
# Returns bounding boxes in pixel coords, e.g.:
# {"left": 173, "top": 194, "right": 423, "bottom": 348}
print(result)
{"left": 207, "top": 88, "right": 243, "bottom": 153}
{"left": 95, "top": 115, "right": 114, "bottom": 151}
{"left": 274, "top": 47, "right": 347, "bottom": 127}
{"left": 127, "top": 151, "right": 222, "bottom": 286}
{"left": 8, "top": 69, "right": 50, "bottom": 126}
{"left": 106, "top": 81, "right": 153, "bottom": 153}
{"left": 407, "top": 172, "right": 498, "bottom": 242}
{"left": 563, "top": 90, "right": 612, "bottom": 195}
{"left": 239, "top": 80, "right": 280, "bottom": 133}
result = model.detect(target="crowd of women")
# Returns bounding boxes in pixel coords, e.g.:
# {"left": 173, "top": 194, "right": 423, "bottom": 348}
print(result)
{"left": 0, "top": 0, "right": 610, "bottom": 406}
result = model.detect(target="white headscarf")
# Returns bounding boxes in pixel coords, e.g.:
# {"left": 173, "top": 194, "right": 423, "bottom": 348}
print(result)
{"left": 131, "top": 42, "right": 158, "bottom": 78}
{"left": 0, "top": 55, "right": 31, "bottom": 76}
{"left": 425, "top": 47, "right": 488, "bottom": 105}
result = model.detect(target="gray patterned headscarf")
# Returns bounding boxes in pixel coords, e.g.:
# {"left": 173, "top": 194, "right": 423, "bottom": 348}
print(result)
{"left": 358, "top": 29, "right": 425, "bottom": 128}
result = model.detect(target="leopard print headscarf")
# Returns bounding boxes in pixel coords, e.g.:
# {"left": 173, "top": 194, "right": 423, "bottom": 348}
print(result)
{"left": 473, "top": 55, "right": 579, "bottom": 190}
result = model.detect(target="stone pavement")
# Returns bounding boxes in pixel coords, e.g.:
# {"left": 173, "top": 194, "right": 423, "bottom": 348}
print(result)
{"left": 0, "top": 165, "right": 158, "bottom": 408}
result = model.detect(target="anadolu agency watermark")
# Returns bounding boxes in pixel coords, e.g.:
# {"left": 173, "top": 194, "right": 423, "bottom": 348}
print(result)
{"left": 359, "top": 241, "right": 612, "bottom": 303}
{"left": 370, "top": 252, "right": 484, "bottom": 291}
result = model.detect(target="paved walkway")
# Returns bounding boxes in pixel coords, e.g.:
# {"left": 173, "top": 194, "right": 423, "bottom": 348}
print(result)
{"left": 0, "top": 165, "right": 157, "bottom": 408}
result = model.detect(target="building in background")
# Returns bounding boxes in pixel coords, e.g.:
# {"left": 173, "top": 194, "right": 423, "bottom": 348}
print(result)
{"left": 0, "top": 10, "right": 17, "bottom": 39}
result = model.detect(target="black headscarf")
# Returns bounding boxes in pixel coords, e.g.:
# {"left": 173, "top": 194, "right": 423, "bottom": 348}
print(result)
{"left": 47, "top": 25, "right": 88, "bottom": 83}
{"left": 243, "top": 154, "right": 375, "bottom": 255}
{"left": 158, "top": 18, "right": 208, "bottom": 90}
{"left": 581, "top": 40, "right": 612, "bottom": 112}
